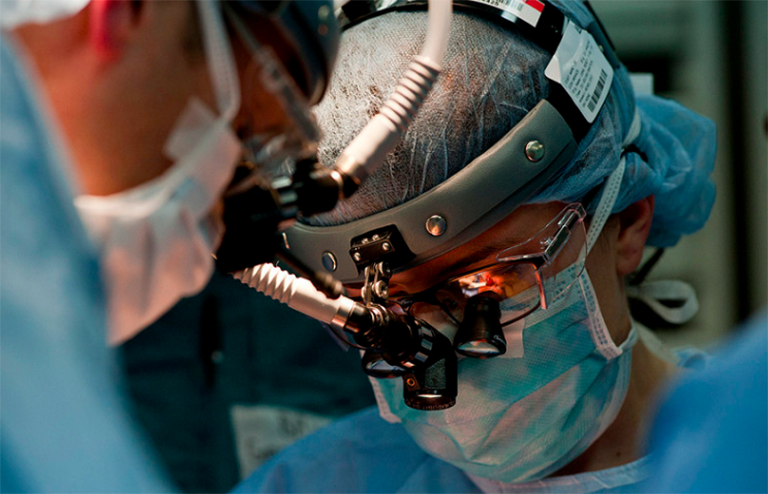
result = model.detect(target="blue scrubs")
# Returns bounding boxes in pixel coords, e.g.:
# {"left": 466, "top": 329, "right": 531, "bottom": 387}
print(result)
{"left": 236, "top": 350, "right": 705, "bottom": 494}
{"left": 648, "top": 311, "right": 768, "bottom": 493}
{"left": 0, "top": 35, "right": 172, "bottom": 492}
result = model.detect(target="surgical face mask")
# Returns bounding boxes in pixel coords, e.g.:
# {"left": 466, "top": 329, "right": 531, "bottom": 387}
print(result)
{"left": 74, "top": 1, "right": 243, "bottom": 345}
{"left": 369, "top": 160, "right": 633, "bottom": 482}
{"left": 373, "top": 264, "right": 638, "bottom": 482}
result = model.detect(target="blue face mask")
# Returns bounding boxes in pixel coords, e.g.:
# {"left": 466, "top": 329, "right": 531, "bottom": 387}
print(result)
{"left": 369, "top": 262, "right": 638, "bottom": 482}
{"left": 368, "top": 160, "right": 637, "bottom": 483}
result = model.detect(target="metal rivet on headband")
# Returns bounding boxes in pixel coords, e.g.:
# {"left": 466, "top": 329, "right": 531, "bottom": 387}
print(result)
{"left": 317, "top": 6, "right": 330, "bottom": 35}
{"left": 525, "top": 140, "right": 545, "bottom": 162}
{"left": 426, "top": 215, "right": 447, "bottom": 237}
{"left": 322, "top": 251, "right": 337, "bottom": 272}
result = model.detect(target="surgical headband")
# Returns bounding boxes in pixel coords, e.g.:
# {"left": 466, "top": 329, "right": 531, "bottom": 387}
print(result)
{"left": 294, "top": 0, "right": 715, "bottom": 278}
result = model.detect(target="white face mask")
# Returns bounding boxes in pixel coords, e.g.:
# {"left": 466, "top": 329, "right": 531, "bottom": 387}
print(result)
{"left": 368, "top": 157, "right": 634, "bottom": 483}
{"left": 74, "top": 1, "right": 242, "bottom": 345}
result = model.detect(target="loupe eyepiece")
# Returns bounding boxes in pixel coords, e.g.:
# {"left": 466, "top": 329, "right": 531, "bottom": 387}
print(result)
{"left": 455, "top": 293, "right": 506, "bottom": 358}
{"left": 402, "top": 326, "right": 457, "bottom": 410}
{"left": 349, "top": 302, "right": 458, "bottom": 410}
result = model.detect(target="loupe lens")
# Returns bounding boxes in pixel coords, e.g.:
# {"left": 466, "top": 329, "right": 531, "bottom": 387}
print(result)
{"left": 454, "top": 293, "right": 506, "bottom": 358}
{"left": 456, "top": 340, "right": 503, "bottom": 357}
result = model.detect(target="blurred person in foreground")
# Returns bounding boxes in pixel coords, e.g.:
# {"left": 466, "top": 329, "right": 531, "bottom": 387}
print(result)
{"left": 0, "top": 0, "right": 338, "bottom": 491}
{"left": 648, "top": 310, "right": 768, "bottom": 494}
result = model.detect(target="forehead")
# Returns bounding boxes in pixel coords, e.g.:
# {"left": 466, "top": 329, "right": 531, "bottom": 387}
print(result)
{"left": 386, "top": 202, "right": 567, "bottom": 295}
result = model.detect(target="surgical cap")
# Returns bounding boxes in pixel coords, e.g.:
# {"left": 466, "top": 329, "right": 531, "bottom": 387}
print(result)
{"left": 311, "top": 0, "right": 716, "bottom": 248}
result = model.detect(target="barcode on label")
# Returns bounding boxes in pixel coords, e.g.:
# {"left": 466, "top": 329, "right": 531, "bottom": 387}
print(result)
{"left": 484, "top": 0, "right": 514, "bottom": 8}
{"left": 469, "top": 0, "right": 543, "bottom": 27}
{"left": 587, "top": 69, "right": 608, "bottom": 113}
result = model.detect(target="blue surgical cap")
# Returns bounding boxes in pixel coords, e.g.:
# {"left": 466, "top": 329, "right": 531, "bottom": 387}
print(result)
{"left": 311, "top": 0, "right": 716, "bottom": 247}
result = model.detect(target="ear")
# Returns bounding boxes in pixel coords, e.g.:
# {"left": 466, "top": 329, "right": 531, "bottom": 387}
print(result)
{"left": 88, "top": 0, "right": 144, "bottom": 60}
{"left": 616, "top": 196, "right": 655, "bottom": 277}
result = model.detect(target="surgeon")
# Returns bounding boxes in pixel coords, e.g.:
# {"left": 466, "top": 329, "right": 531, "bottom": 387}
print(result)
{"left": 0, "top": 0, "right": 337, "bottom": 491}
{"left": 237, "top": 1, "right": 716, "bottom": 492}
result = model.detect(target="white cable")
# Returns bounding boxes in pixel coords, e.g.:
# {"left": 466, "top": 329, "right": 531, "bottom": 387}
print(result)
{"left": 420, "top": 0, "right": 453, "bottom": 66}
{"left": 235, "top": 263, "right": 358, "bottom": 328}
{"left": 334, "top": 0, "right": 453, "bottom": 188}
{"left": 240, "top": 1, "right": 452, "bottom": 326}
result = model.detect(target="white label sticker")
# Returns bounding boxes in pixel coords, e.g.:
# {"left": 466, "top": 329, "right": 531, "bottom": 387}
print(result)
{"left": 230, "top": 405, "right": 332, "bottom": 479}
{"left": 466, "top": 0, "right": 544, "bottom": 28}
{"left": 545, "top": 20, "right": 614, "bottom": 123}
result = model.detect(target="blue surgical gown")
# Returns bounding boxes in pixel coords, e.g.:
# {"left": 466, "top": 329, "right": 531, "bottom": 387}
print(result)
{"left": 647, "top": 311, "right": 768, "bottom": 493}
{"left": 236, "top": 351, "right": 705, "bottom": 494}
{"left": 0, "top": 34, "right": 172, "bottom": 492}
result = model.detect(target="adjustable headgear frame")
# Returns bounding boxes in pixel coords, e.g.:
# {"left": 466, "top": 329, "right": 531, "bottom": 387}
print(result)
{"left": 285, "top": 0, "right": 623, "bottom": 283}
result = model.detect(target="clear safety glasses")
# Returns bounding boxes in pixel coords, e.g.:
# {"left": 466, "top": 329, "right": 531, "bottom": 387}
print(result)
{"left": 222, "top": 3, "right": 321, "bottom": 182}
{"left": 390, "top": 203, "right": 587, "bottom": 335}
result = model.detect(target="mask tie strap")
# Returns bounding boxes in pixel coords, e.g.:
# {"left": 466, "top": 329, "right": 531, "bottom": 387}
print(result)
{"left": 626, "top": 280, "right": 699, "bottom": 325}
{"left": 197, "top": 0, "right": 241, "bottom": 122}
{"left": 620, "top": 110, "right": 700, "bottom": 326}
{"left": 585, "top": 108, "right": 641, "bottom": 253}
{"left": 586, "top": 159, "right": 624, "bottom": 253}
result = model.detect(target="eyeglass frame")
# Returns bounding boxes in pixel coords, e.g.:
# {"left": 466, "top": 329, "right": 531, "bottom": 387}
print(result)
{"left": 387, "top": 203, "right": 588, "bottom": 328}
